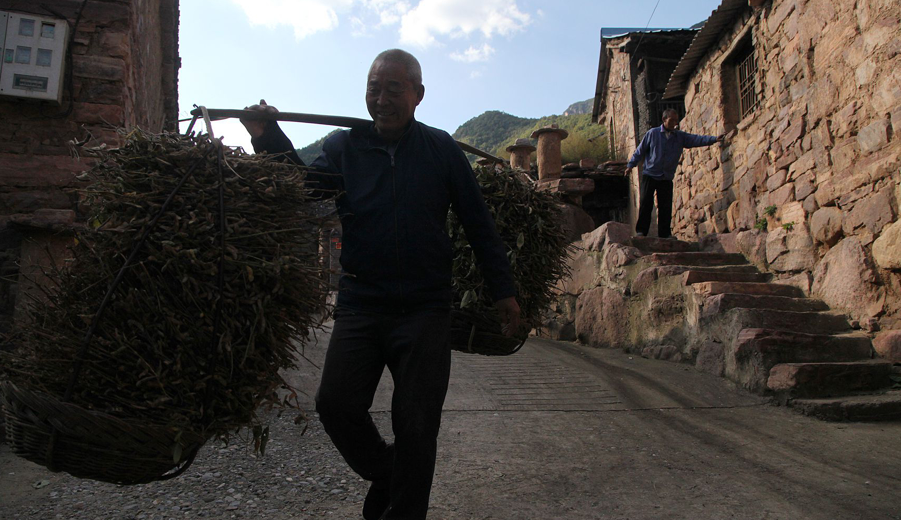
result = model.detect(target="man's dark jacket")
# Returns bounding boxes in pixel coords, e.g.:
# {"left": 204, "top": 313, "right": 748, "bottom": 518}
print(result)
{"left": 252, "top": 119, "right": 516, "bottom": 313}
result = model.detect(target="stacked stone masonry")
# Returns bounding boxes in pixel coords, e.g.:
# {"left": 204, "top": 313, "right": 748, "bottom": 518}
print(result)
{"left": 670, "top": 0, "right": 900, "bottom": 329}
{"left": 0, "top": 0, "right": 179, "bottom": 329}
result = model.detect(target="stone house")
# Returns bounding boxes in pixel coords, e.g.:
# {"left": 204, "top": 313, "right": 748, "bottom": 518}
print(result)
{"left": 0, "top": 0, "right": 179, "bottom": 331}
{"left": 657, "top": 0, "right": 900, "bottom": 330}
{"left": 592, "top": 27, "right": 700, "bottom": 234}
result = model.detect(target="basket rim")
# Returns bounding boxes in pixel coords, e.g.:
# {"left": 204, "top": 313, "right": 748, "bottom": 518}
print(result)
{"left": 1, "top": 380, "right": 207, "bottom": 442}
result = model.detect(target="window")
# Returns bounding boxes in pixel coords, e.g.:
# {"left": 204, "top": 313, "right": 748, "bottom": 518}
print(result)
{"left": 36, "top": 48, "right": 52, "bottom": 67}
{"left": 736, "top": 45, "right": 759, "bottom": 119}
{"left": 720, "top": 29, "right": 760, "bottom": 127}
{"left": 19, "top": 18, "right": 35, "bottom": 37}
{"left": 15, "top": 46, "right": 31, "bottom": 64}
{"left": 41, "top": 22, "right": 56, "bottom": 39}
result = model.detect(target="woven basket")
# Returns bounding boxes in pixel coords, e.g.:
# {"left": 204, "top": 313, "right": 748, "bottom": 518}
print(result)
{"left": 449, "top": 309, "right": 527, "bottom": 356}
{"left": 1, "top": 381, "right": 208, "bottom": 485}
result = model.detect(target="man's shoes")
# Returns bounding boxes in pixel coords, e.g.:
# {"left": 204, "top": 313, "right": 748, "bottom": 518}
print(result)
{"left": 635, "top": 232, "right": 646, "bottom": 237}
{"left": 363, "top": 481, "right": 390, "bottom": 520}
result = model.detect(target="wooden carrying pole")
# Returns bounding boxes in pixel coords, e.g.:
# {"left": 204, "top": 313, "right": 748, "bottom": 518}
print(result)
{"left": 188, "top": 107, "right": 505, "bottom": 164}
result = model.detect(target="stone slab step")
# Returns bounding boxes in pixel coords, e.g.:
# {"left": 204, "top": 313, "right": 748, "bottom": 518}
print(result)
{"left": 629, "top": 236, "right": 699, "bottom": 253}
{"left": 788, "top": 390, "right": 901, "bottom": 422}
{"left": 632, "top": 265, "right": 762, "bottom": 294}
{"left": 767, "top": 361, "right": 893, "bottom": 399}
{"left": 702, "top": 293, "right": 829, "bottom": 316}
{"left": 719, "top": 308, "right": 851, "bottom": 336}
{"left": 643, "top": 252, "right": 748, "bottom": 267}
{"left": 682, "top": 270, "right": 770, "bottom": 285}
{"left": 693, "top": 281, "right": 804, "bottom": 298}
{"left": 728, "top": 328, "right": 875, "bottom": 393}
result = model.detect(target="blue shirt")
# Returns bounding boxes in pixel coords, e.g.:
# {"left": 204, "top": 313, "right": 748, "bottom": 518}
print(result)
{"left": 626, "top": 125, "right": 718, "bottom": 180}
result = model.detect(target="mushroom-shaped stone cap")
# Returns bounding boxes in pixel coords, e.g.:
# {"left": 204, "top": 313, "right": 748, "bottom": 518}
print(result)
{"left": 506, "top": 137, "right": 536, "bottom": 153}
{"left": 530, "top": 124, "right": 569, "bottom": 140}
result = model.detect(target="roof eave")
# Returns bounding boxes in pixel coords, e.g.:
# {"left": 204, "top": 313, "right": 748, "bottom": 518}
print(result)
{"left": 663, "top": 0, "right": 749, "bottom": 100}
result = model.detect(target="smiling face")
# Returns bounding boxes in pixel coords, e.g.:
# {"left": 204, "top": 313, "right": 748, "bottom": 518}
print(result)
{"left": 365, "top": 59, "right": 424, "bottom": 142}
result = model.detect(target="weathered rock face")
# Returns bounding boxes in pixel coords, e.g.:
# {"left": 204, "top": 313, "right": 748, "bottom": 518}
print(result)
{"left": 557, "top": 203, "right": 596, "bottom": 243}
{"left": 873, "top": 220, "right": 901, "bottom": 270}
{"left": 873, "top": 330, "right": 901, "bottom": 363}
{"left": 766, "top": 226, "right": 817, "bottom": 272}
{"left": 736, "top": 230, "right": 768, "bottom": 271}
{"left": 812, "top": 238, "right": 886, "bottom": 321}
{"left": 582, "top": 221, "right": 632, "bottom": 252}
{"left": 810, "top": 207, "right": 844, "bottom": 247}
{"left": 575, "top": 287, "right": 629, "bottom": 348}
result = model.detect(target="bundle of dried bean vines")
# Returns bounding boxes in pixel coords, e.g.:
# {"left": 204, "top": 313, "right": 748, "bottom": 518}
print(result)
{"left": 448, "top": 165, "right": 573, "bottom": 335}
{"left": 2, "top": 130, "right": 330, "bottom": 441}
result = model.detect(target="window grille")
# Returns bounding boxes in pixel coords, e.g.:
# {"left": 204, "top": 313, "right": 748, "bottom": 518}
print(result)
{"left": 737, "top": 48, "right": 759, "bottom": 119}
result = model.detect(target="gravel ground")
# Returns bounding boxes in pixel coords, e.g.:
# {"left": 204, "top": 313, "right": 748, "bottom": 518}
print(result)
{"left": 1, "top": 409, "right": 376, "bottom": 520}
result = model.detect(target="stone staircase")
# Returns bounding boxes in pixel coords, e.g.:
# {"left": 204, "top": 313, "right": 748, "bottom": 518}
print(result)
{"left": 596, "top": 231, "right": 901, "bottom": 421}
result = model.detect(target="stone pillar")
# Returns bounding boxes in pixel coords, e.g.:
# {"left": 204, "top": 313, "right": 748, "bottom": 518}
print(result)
{"left": 530, "top": 125, "right": 569, "bottom": 182}
{"left": 506, "top": 138, "right": 536, "bottom": 171}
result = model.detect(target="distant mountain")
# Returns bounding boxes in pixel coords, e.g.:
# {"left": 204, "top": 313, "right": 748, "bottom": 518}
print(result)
{"left": 295, "top": 101, "right": 609, "bottom": 165}
{"left": 563, "top": 98, "right": 593, "bottom": 116}
{"left": 453, "top": 111, "right": 609, "bottom": 165}
{"left": 452, "top": 111, "right": 538, "bottom": 156}
{"left": 296, "top": 128, "right": 342, "bottom": 165}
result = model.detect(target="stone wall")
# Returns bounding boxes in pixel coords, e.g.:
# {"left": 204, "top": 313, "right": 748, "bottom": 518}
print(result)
{"left": 672, "top": 0, "right": 901, "bottom": 328}
{"left": 601, "top": 40, "right": 643, "bottom": 234}
{"left": 0, "top": 0, "right": 179, "bottom": 330}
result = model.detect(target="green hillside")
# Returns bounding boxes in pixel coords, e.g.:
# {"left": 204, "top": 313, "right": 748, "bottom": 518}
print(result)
{"left": 297, "top": 128, "right": 342, "bottom": 165}
{"left": 453, "top": 112, "right": 609, "bottom": 165}
{"left": 451, "top": 111, "right": 538, "bottom": 157}
{"left": 295, "top": 104, "right": 610, "bottom": 166}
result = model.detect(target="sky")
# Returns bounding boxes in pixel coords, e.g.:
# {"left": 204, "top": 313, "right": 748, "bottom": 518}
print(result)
{"left": 177, "top": 0, "right": 724, "bottom": 153}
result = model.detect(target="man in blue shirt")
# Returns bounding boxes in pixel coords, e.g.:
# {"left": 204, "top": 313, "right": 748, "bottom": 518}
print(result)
{"left": 625, "top": 109, "right": 725, "bottom": 238}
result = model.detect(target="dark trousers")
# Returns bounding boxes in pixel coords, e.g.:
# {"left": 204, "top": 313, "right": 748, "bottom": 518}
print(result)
{"left": 636, "top": 174, "right": 674, "bottom": 238}
{"left": 315, "top": 308, "right": 452, "bottom": 520}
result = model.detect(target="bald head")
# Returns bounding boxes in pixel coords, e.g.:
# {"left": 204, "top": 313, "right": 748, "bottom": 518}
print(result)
{"left": 370, "top": 49, "right": 423, "bottom": 88}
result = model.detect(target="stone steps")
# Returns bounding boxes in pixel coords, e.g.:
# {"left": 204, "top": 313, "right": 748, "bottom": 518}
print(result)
{"left": 702, "top": 293, "right": 829, "bottom": 316}
{"left": 642, "top": 252, "right": 748, "bottom": 267}
{"left": 788, "top": 390, "right": 901, "bottom": 422}
{"left": 583, "top": 225, "right": 896, "bottom": 421}
{"left": 767, "top": 361, "right": 894, "bottom": 399}
{"left": 629, "top": 236, "right": 699, "bottom": 253}
{"left": 717, "top": 307, "right": 852, "bottom": 336}
{"left": 681, "top": 270, "right": 771, "bottom": 285}
{"left": 727, "top": 328, "right": 874, "bottom": 394}
{"left": 631, "top": 264, "right": 762, "bottom": 294}
{"left": 692, "top": 281, "right": 804, "bottom": 298}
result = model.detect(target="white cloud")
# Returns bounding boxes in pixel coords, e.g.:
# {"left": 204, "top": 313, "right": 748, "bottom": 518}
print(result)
{"left": 470, "top": 70, "right": 483, "bottom": 79}
{"left": 363, "top": 0, "right": 411, "bottom": 26}
{"left": 229, "top": 0, "right": 531, "bottom": 49}
{"left": 399, "top": 0, "right": 532, "bottom": 47}
{"left": 351, "top": 0, "right": 411, "bottom": 36}
{"left": 231, "top": 0, "right": 355, "bottom": 40}
{"left": 450, "top": 43, "right": 495, "bottom": 63}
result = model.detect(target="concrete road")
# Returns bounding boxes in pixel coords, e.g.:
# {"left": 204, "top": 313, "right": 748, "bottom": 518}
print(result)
{"left": 3, "top": 324, "right": 900, "bottom": 519}
{"left": 291, "top": 325, "right": 901, "bottom": 520}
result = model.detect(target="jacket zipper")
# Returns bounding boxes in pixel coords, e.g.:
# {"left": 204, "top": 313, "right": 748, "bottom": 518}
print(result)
{"left": 390, "top": 154, "right": 404, "bottom": 310}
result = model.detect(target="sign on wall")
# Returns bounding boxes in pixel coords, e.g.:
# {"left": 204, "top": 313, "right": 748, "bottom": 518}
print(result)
{"left": 0, "top": 11, "right": 68, "bottom": 104}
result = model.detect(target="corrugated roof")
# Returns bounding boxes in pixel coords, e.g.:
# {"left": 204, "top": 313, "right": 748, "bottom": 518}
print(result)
{"left": 601, "top": 27, "right": 686, "bottom": 39}
{"left": 592, "top": 28, "right": 699, "bottom": 122}
{"left": 663, "top": 0, "right": 748, "bottom": 99}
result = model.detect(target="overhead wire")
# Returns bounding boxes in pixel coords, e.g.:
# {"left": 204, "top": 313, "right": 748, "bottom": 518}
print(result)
{"left": 630, "top": 0, "right": 663, "bottom": 63}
